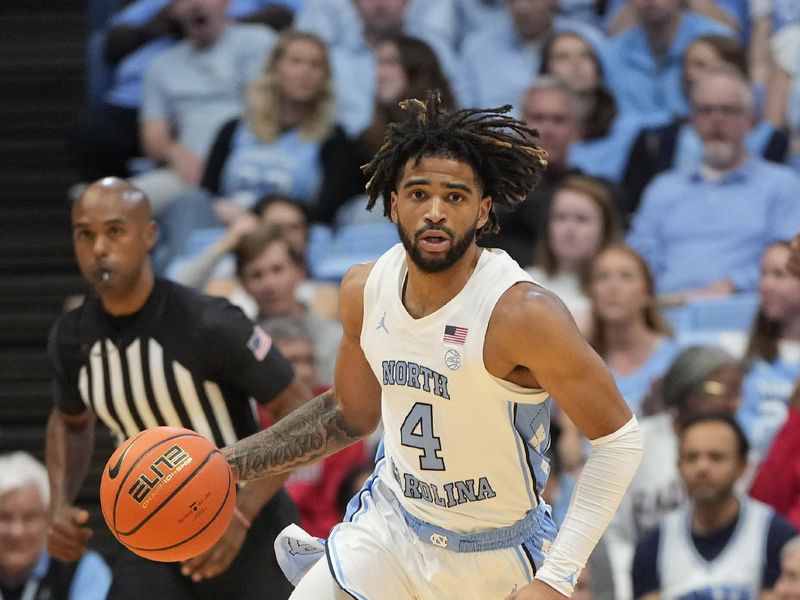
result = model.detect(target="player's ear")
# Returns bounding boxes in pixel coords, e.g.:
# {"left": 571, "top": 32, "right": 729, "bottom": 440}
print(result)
{"left": 390, "top": 192, "right": 399, "bottom": 223}
{"left": 477, "top": 195, "right": 491, "bottom": 230}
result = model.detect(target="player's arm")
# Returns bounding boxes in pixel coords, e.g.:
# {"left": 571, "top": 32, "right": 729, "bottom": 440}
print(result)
{"left": 495, "top": 284, "right": 642, "bottom": 599}
{"left": 222, "top": 263, "right": 382, "bottom": 482}
{"left": 45, "top": 407, "right": 96, "bottom": 562}
{"left": 181, "top": 377, "right": 314, "bottom": 581}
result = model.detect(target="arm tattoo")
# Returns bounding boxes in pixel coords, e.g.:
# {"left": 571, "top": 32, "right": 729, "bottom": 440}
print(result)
{"left": 223, "top": 390, "right": 364, "bottom": 481}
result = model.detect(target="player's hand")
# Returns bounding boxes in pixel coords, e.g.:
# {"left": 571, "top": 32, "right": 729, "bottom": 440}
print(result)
{"left": 47, "top": 505, "right": 93, "bottom": 562}
{"left": 505, "top": 579, "right": 568, "bottom": 599}
{"left": 180, "top": 516, "right": 247, "bottom": 581}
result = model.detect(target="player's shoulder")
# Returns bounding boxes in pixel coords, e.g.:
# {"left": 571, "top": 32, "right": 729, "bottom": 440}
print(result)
{"left": 493, "top": 281, "right": 573, "bottom": 330}
{"left": 338, "top": 262, "right": 376, "bottom": 330}
{"left": 340, "top": 262, "right": 376, "bottom": 299}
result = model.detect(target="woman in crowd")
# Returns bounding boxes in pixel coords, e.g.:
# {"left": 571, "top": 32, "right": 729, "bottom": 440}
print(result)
{"left": 156, "top": 29, "right": 364, "bottom": 270}
{"left": 201, "top": 29, "right": 365, "bottom": 224}
{"left": 356, "top": 33, "right": 456, "bottom": 162}
{"left": 525, "top": 175, "right": 622, "bottom": 333}
{"left": 587, "top": 244, "right": 680, "bottom": 414}
{"left": 738, "top": 241, "right": 800, "bottom": 460}
{"left": 539, "top": 30, "right": 645, "bottom": 187}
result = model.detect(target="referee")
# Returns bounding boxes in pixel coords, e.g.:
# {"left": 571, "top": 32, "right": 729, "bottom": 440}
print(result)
{"left": 45, "top": 177, "right": 311, "bottom": 599}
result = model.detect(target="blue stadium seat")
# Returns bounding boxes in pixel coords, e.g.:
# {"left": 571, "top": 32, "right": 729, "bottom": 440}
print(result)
{"left": 665, "top": 293, "right": 759, "bottom": 334}
{"left": 311, "top": 223, "right": 400, "bottom": 282}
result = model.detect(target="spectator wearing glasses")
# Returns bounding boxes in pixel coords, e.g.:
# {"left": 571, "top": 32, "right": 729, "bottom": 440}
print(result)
{"left": 626, "top": 68, "right": 800, "bottom": 303}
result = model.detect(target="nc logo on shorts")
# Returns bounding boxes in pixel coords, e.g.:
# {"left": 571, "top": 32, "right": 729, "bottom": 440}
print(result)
{"left": 444, "top": 349, "right": 461, "bottom": 371}
{"left": 429, "top": 533, "right": 449, "bottom": 548}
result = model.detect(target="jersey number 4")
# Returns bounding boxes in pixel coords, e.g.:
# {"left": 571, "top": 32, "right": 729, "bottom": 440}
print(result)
{"left": 400, "top": 402, "right": 445, "bottom": 470}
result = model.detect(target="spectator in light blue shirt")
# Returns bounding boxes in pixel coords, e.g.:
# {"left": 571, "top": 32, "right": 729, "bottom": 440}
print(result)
{"left": 627, "top": 68, "right": 800, "bottom": 300}
{"left": 604, "top": 0, "right": 733, "bottom": 126}
{"left": 457, "top": 0, "right": 605, "bottom": 114}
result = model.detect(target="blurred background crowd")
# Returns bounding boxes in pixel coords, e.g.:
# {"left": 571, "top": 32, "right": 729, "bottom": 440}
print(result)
{"left": 4, "top": 0, "right": 800, "bottom": 598}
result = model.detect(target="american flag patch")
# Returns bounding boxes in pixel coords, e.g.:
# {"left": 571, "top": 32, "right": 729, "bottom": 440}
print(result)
{"left": 247, "top": 326, "right": 272, "bottom": 361}
{"left": 443, "top": 325, "right": 468, "bottom": 345}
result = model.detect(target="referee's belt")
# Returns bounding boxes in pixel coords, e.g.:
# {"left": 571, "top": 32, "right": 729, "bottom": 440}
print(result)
{"left": 396, "top": 500, "right": 548, "bottom": 553}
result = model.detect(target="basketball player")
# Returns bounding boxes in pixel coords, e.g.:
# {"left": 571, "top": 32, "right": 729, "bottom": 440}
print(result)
{"left": 45, "top": 177, "right": 311, "bottom": 599}
{"left": 222, "top": 91, "right": 643, "bottom": 600}
{"left": 632, "top": 414, "right": 797, "bottom": 599}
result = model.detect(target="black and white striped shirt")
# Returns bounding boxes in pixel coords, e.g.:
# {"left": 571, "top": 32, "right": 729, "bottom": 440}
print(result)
{"left": 48, "top": 279, "right": 294, "bottom": 447}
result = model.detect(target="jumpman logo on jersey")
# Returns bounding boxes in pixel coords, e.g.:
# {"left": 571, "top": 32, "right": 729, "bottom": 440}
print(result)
{"left": 377, "top": 311, "right": 389, "bottom": 334}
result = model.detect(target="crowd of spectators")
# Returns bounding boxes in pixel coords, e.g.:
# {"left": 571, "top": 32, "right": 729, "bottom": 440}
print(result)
{"left": 55, "top": 0, "right": 800, "bottom": 597}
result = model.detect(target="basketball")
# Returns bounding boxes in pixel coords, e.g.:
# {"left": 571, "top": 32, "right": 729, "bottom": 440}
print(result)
{"left": 100, "top": 426, "right": 236, "bottom": 562}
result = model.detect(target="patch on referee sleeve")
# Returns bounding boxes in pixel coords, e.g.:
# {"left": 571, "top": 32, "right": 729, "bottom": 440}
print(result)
{"left": 247, "top": 326, "right": 272, "bottom": 361}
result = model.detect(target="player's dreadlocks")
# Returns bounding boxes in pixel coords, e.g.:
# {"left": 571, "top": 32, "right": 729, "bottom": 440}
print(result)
{"left": 362, "top": 89, "right": 547, "bottom": 236}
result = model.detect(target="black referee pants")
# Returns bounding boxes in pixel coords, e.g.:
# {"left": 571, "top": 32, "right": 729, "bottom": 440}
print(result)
{"left": 106, "top": 489, "right": 298, "bottom": 600}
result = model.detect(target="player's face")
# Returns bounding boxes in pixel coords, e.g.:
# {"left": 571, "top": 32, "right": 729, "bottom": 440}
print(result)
{"left": 240, "top": 241, "right": 305, "bottom": 317}
{"left": 548, "top": 188, "right": 604, "bottom": 269}
{"left": 678, "top": 421, "right": 745, "bottom": 506}
{"left": 72, "top": 190, "right": 156, "bottom": 296}
{"left": 758, "top": 245, "right": 800, "bottom": 323}
{"left": 390, "top": 156, "right": 490, "bottom": 274}
{"left": 589, "top": 248, "right": 651, "bottom": 326}
{"left": 776, "top": 549, "right": 800, "bottom": 600}
{"left": 274, "top": 337, "right": 319, "bottom": 391}
{"left": 0, "top": 486, "right": 48, "bottom": 580}
{"left": 547, "top": 34, "right": 599, "bottom": 94}
{"left": 276, "top": 38, "right": 328, "bottom": 104}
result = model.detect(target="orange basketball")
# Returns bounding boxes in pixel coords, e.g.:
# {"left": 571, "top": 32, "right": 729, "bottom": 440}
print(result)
{"left": 100, "top": 426, "right": 236, "bottom": 562}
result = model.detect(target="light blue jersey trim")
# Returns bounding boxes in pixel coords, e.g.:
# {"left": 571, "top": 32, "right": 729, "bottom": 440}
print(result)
{"left": 397, "top": 498, "right": 548, "bottom": 553}
{"left": 509, "top": 403, "right": 539, "bottom": 508}
{"left": 513, "top": 545, "right": 536, "bottom": 582}
{"left": 327, "top": 526, "right": 368, "bottom": 600}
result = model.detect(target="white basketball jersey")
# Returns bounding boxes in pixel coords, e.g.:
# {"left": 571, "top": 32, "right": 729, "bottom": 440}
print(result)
{"left": 361, "top": 244, "right": 552, "bottom": 533}
{"left": 658, "top": 498, "right": 772, "bottom": 600}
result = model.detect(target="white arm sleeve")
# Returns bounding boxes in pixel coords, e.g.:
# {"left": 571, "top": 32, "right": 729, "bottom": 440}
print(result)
{"left": 535, "top": 416, "right": 642, "bottom": 597}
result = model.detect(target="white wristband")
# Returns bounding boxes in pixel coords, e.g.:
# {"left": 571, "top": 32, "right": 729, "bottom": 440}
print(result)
{"left": 535, "top": 416, "right": 642, "bottom": 596}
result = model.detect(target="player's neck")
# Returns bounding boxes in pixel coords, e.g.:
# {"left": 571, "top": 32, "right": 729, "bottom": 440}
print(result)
{"left": 402, "top": 246, "right": 482, "bottom": 319}
{"left": 100, "top": 269, "right": 155, "bottom": 317}
{"left": 691, "top": 494, "right": 740, "bottom": 535}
